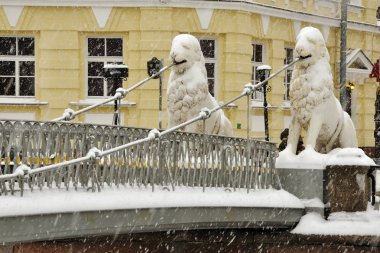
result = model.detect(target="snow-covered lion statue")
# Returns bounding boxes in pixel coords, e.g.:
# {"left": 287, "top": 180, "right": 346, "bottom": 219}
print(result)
{"left": 286, "top": 26, "right": 357, "bottom": 154}
{"left": 167, "top": 34, "right": 233, "bottom": 137}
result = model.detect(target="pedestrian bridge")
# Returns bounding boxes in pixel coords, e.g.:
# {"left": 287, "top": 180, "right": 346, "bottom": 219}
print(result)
{"left": 0, "top": 119, "right": 305, "bottom": 244}
{"left": 0, "top": 58, "right": 307, "bottom": 244}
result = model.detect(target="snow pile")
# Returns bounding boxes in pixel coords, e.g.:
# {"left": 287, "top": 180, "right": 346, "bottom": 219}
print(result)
{"left": 14, "top": 164, "right": 31, "bottom": 176}
{"left": 292, "top": 207, "right": 380, "bottom": 236}
{"left": 86, "top": 147, "right": 102, "bottom": 159}
{"left": 326, "top": 148, "right": 376, "bottom": 166}
{"left": 276, "top": 146, "right": 330, "bottom": 169}
{"left": 62, "top": 108, "right": 75, "bottom": 121}
{"left": 0, "top": 187, "right": 303, "bottom": 217}
{"left": 276, "top": 147, "right": 375, "bottom": 169}
{"left": 301, "top": 198, "right": 325, "bottom": 209}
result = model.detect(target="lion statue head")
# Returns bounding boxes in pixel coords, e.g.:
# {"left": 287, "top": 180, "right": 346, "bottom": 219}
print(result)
{"left": 294, "top": 26, "right": 330, "bottom": 69}
{"left": 169, "top": 34, "right": 206, "bottom": 75}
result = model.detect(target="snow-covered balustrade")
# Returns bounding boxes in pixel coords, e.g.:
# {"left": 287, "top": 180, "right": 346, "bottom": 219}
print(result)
{"left": 0, "top": 120, "right": 279, "bottom": 196}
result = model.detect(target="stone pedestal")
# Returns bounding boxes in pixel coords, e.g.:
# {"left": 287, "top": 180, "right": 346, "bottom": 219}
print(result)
{"left": 326, "top": 165, "right": 370, "bottom": 213}
{"left": 276, "top": 148, "right": 329, "bottom": 215}
{"left": 277, "top": 168, "right": 326, "bottom": 201}
{"left": 277, "top": 168, "right": 327, "bottom": 215}
{"left": 276, "top": 148, "right": 376, "bottom": 215}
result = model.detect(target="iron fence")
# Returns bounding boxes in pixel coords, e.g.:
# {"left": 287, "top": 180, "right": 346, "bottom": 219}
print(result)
{"left": 0, "top": 120, "right": 279, "bottom": 196}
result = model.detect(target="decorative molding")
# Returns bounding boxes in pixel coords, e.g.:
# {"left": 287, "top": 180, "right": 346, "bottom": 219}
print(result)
{"left": 2, "top": 5, "right": 23, "bottom": 27}
{"left": 261, "top": 15, "right": 270, "bottom": 36}
{"left": 195, "top": 8, "right": 213, "bottom": 30}
{"left": 346, "top": 49, "right": 373, "bottom": 84}
{"left": 348, "top": 4, "right": 363, "bottom": 19}
{"left": 314, "top": 0, "right": 338, "bottom": 14}
{"left": 284, "top": 0, "right": 307, "bottom": 8}
{"left": 91, "top": 7, "right": 112, "bottom": 28}
{"left": 70, "top": 99, "right": 136, "bottom": 107}
{"left": 322, "top": 25, "right": 330, "bottom": 41}
{"left": 0, "top": 112, "right": 35, "bottom": 120}
{"left": 295, "top": 0, "right": 307, "bottom": 8}
{"left": 0, "top": 0, "right": 378, "bottom": 34}
{"left": 0, "top": 98, "right": 47, "bottom": 106}
{"left": 84, "top": 112, "right": 124, "bottom": 125}
{"left": 293, "top": 20, "right": 301, "bottom": 40}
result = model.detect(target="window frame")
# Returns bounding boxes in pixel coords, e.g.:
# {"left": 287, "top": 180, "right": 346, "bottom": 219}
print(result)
{"left": 251, "top": 43, "right": 265, "bottom": 101}
{"left": 86, "top": 36, "right": 124, "bottom": 98}
{"left": 284, "top": 47, "right": 294, "bottom": 102}
{"left": 199, "top": 38, "right": 217, "bottom": 97}
{"left": 0, "top": 36, "right": 35, "bottom": 97}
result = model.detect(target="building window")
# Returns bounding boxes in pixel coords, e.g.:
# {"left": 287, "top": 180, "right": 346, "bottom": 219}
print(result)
{"left": 284, "top": 48, "right": 294, "bottom": 101}
{"left": 0, "top": 37, "right": 35, "bottom": 96}
{"left": 199, "top": 39, "right": 216, "bottom": 96}
{"left": 87, "top": 37, "right": 123, "bottom": 97}
{"left": 251, "top": 44, "right": 264, "bottom": 100}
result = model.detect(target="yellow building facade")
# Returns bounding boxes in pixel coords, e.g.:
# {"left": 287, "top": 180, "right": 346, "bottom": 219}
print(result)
{"left": 0, "top": 1, "right": 379, "bottom": 154}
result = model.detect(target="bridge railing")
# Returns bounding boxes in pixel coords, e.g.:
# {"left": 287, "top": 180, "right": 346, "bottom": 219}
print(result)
{"left": 0, "top": 120, "right": 278, "bottom": 196}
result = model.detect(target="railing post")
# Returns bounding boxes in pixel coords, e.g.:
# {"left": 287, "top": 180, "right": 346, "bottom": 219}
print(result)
{"left": 152, "top": 138, "right": 160, "bottom": 192}
{"left": 247, "top": 94, "right": 250, "bottom": 139}
{"left": 202, "top": 117, "right": 207, "bottom": 192}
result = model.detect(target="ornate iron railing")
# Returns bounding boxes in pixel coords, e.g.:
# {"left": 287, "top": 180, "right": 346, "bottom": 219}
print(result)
{"left": 0, "top": 120, "right": 279, "bottom": 196}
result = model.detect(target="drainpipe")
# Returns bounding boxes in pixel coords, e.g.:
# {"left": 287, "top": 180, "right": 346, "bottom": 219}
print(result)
{"left": 339, "top": 0, "right": 348, "bottom": 112}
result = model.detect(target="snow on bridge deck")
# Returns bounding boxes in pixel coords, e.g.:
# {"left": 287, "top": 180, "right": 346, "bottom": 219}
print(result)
{"left": 0, "top": 186, "right": 304, "bottom": 243}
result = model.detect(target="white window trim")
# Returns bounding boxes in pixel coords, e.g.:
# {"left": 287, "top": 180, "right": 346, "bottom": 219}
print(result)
{"left": 199, "top": 37, "right": 218, "bottom": 98}
{"left": 0, "top": 36, "right": 35, "bottom": 97}
{"left": 251, "top": 42, "right": 266, "bottom": 101}
{"left": 0, "top": 112, "right": 36, "bottom": 121}
{"left": 284, "top": 47, "right": 294, "bottom": 102}
{"left": 86, "top": 36, "right": 124, "bottom": 98}
{"left": 69, "top": 98, "right": 136, "bottom": 107}
{"left": 84, "top": 112, "right": 125, "bottom": 126}
{"left": 0, "top": 97, "right": 47, "bottom": 105}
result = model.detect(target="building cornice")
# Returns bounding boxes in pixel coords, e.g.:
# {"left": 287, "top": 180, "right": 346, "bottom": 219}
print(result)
{"left": 0, "top": 0, "right": 379, "bottom": 33}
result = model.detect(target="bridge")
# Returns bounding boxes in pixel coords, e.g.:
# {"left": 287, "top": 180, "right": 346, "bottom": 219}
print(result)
{"left": 0, "top": 58, "right": 306, "bottom": 244}
{"left": 0, "top": 119, "right": 304, "bottom": 243}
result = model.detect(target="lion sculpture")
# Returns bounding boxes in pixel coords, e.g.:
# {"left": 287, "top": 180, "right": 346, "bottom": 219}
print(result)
{"left": 286, "top": 26, "right": 357, "bottom": 154}
{"left": 167, "top": 34, "right": 233, "bottom": 137}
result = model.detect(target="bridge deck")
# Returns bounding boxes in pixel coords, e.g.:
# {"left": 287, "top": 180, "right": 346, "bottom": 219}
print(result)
{"left": 0, "top": 186, "right": 304, "bottom": 244}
